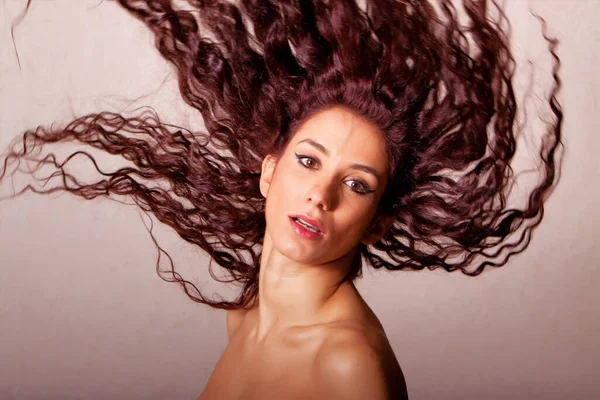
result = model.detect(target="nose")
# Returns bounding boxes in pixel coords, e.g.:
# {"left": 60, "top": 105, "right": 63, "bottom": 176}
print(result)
{"left": 306, "top": 180, "right": 337, "bottom": 211}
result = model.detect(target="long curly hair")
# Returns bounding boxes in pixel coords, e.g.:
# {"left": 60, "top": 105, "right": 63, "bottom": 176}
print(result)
{"left": 1, "top": 0, "right": 562, "bottom": 310}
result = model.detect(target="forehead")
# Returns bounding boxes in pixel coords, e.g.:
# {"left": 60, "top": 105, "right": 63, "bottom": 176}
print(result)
{"left": 292, "top": 106, "right": 389, "bottom": 170}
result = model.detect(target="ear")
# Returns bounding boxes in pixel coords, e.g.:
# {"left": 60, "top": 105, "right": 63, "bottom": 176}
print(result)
{"left": 360, "top": 211, "right": 395, "bottom": 246}
{"left": 259, "top": 154, "right": 278, "bottom": 198}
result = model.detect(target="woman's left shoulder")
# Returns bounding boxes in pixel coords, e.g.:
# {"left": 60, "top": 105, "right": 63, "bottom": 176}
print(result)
{"left": 322, "top": 315, "right": 395, "bottom": 363}
{"left": 315, "top": 319, "right": 408, "bottom": 399}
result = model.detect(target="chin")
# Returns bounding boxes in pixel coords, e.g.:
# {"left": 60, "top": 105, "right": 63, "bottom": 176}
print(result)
{"left": 273, "top": 234, "right": 355, "bottom": 267}
{"left": 275, "top": 240, "right": 322, "bottom": 264}
{"left": 268, "top": 232, "right": 323, "bottom": 263}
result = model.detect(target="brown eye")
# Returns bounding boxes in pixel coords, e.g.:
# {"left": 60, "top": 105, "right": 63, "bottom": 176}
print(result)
{"left": 346, "top": 179, "right": 374, "bottom": 195}
{"left": 295, "top": 153, "right": 318, "bottom": 169}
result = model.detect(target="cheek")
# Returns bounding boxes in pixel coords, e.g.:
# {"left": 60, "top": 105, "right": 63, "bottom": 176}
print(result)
{"left": 330, "top": 206, "right": 376, "bottom": 244}
{"left": 264, "top": 166, "right": 300, "bottom": 220}
{"left": 270, "top": 166, "right": 305, "bottom": 203}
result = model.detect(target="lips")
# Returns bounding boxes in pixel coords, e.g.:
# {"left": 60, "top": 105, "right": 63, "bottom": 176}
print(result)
{"left": 289, "top": 217, "right": 323, "bottom": 240}
{"left": 289, "top": 215, "right": 324, "bottom": 233}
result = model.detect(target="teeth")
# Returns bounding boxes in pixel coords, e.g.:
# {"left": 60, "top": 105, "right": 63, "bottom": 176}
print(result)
{"left": 295, "top": 218, "right": 319, "bottom": 233}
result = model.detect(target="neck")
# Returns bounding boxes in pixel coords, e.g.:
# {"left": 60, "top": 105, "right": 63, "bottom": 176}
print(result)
{"left": 248, "top": 232, "right": 358, "bottom": 344}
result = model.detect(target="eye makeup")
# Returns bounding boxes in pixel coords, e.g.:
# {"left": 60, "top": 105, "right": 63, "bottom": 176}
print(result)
{"left": 294, "top": 152, "right": 375, "bottom": 195}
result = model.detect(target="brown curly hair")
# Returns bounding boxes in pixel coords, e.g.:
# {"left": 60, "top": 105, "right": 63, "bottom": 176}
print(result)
{"left": 0, "top": 0, "right": 563, "bottom": 310}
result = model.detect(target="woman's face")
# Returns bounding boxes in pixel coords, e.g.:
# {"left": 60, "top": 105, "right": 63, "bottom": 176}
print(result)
{"left": 260, "top": 106, "right": 391, "bottom": 266}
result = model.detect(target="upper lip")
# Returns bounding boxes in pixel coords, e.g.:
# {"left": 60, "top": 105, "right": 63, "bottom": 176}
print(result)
{"left": 289, "top": 214, "right": 324, "bottom": 233}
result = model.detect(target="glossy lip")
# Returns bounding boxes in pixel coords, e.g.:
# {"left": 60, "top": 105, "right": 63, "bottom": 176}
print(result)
{"left": 288, "top": 216, "right": 324, "bottom": 240}
{"left": 288, "top": 214, "right": 324, "bottom": 233}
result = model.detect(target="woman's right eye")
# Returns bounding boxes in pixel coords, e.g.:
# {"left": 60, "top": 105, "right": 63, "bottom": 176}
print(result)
{"left": 295, "top": 153, "right": 318, "bottom": 169}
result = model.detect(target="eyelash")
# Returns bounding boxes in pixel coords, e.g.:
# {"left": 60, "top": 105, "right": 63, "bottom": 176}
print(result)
{"left": 294, "top": 153, "right": 375, "bottom": 195}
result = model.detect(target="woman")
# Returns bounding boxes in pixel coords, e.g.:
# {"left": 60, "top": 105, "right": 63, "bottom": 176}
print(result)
{"left": 1, "top": 0, "right": 562, "bottom": 398}
{"left": 199, "top": 105, "right": 409, "bottom": 399}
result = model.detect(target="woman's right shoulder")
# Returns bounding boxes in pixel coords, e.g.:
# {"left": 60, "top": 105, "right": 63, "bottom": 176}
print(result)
{"left": 226, "top": 308, "right": 247, "bottom": 340}
{"left": 226, "top": 297, "right": 257, "bottom": 341}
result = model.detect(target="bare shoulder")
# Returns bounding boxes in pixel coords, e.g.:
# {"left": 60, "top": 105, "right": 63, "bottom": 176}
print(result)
{"left": 313, "top": 323, "right": 409, "bottom": 400}
{"left": 226, "top": 294, "right": 258, "bottom": 341}
{"left": 226, "top": 307, "right": 247, "bottom": 341}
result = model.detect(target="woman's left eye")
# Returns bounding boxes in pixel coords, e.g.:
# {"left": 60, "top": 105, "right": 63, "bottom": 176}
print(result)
{"left": 346, "top": 179, "right": 374, "bottom": 195}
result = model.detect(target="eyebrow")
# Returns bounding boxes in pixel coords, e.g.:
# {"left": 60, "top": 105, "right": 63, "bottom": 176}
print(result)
{"left": 297, "top": 138, "right": 381, "bottom": 183}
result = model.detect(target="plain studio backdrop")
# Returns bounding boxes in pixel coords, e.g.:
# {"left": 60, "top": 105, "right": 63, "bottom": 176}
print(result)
{"left": 0, "top": 1, "right": 598, "bottom": 399}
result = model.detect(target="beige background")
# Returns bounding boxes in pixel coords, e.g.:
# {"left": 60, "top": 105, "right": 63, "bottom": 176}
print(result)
{"left": 0, "top": 1, "right": 598, "bottom": 399}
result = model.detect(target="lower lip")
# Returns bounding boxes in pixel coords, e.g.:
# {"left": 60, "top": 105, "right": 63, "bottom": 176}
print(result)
{"left": 289, "top": 217, "right": 323, "bottom": 240}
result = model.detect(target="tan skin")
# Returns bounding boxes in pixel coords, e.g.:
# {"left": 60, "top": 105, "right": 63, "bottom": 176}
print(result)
{"left": 198, "top": 106, "right": 408, "bottom": 399}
